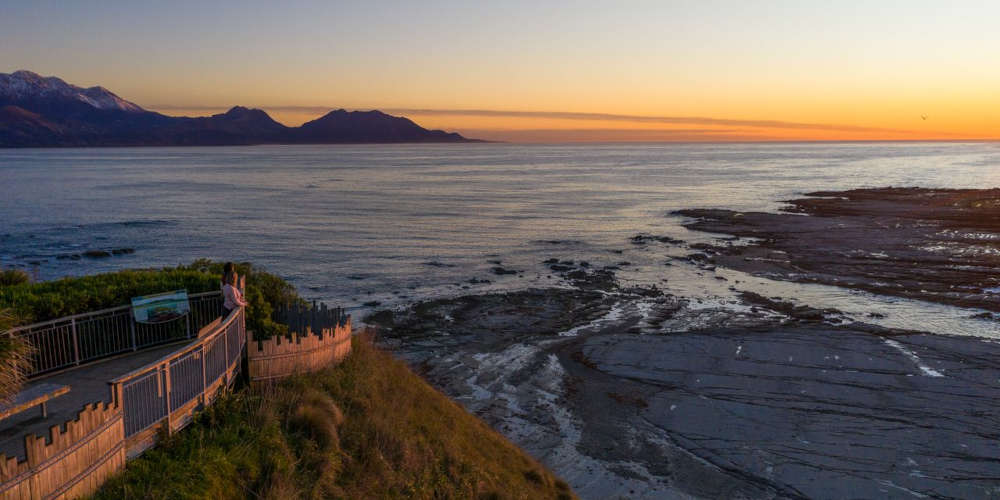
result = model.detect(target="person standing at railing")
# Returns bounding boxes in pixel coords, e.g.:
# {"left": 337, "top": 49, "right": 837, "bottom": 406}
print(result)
{"left": 220, "top": 263, "right": 247, "bottom": 319}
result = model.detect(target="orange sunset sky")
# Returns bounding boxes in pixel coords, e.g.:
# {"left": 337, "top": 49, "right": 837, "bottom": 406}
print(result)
{"left": 2, "top": 1, "right": 998, "bottom": 142}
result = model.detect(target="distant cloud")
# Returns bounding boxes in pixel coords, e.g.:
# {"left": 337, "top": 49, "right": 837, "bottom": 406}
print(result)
{"left": 147, "top": 105, "right": 960, "bottom": 140}
{"left": 458, "top": 128, "right": 776, "bottom": 143}
{"left": 147, "top": 104, "right": 907, "bottom": 133}
{"left": 386, "top": 108, "right": 915, "bottom": 134}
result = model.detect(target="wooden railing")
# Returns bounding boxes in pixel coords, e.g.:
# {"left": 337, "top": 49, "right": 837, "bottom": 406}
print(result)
{"left": 0, "top": 402, "right": 124, "bottom": 499}
{"left": 7, "top": 292, "right": 222, "bottom": 378}
{"left": 0, "top": 305, "right": 245, "bottom": 498}
{"left": 108, "top": 305, "right": 246, "bottom": 456}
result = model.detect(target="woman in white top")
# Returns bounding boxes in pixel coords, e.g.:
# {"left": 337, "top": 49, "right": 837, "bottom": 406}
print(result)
{"left": 221, "top": 266, "right": 248, "bottom": 319}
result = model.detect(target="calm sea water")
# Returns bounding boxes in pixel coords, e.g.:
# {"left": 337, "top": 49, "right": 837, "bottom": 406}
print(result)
{"left": 3, "top": 142, "right": 1000, "bottom": 334}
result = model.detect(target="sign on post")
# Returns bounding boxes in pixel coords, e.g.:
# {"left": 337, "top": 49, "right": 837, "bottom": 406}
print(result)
{"left": 132, "top": 290, "right": 190, "bottom": 324}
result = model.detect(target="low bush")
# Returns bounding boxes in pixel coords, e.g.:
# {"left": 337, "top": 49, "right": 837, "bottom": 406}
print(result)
{"left": 0, "top": 269, "right": 30, "bottom": 287}
{"left": 0, "top": 267, "right": 218, "bottom": 324}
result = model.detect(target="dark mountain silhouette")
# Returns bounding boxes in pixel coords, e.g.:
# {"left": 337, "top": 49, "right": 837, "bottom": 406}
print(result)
{"left": 0, "top": 71, "right": 474, "bottom": 147}
{"left": 0, "top": 105, "right": 68, "bottom": 147}
{"left": 291, "top": 109, "right": 466, "bottom": 143}
{"left": 159, "top": 106, "right": 292, "bottom": 146}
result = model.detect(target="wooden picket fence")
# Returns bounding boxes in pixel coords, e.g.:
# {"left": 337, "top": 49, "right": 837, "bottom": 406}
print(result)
{"left": 0, "top": 402, "right": 124, "bottom": 499}
{"left": 249, "top": 302, "right": 352, "bottom": 385}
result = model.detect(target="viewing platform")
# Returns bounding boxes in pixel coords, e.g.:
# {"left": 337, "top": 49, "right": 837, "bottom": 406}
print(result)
{"left": 0, "top": 278, "right": 352, "bottom": 499}
{"left": 0, "top": 287, "right": 245, "bottom": 499}
{"left": 0, "top": 341, "right": 192, "bottom": 461}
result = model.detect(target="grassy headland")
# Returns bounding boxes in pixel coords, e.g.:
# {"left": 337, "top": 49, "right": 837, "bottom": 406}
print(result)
{"left": 0, "top": 263, "right": 573, "bottom": 498}
{"left": 93, "top": 334, "right": 573, "bottom": 499}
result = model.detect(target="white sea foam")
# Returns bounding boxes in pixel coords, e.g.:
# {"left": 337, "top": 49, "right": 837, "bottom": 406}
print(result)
{"left": 558, "top": 300, "right": 627, "bottom": 336}
{"left": 883, "top": 339, "right": 944, "bottom": 377}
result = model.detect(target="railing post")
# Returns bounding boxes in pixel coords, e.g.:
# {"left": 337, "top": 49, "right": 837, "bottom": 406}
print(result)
{"left": 111, "top": 379, "right": 126, "bottom": 436}
{"left": 201, "top": 345, "right": 207, "bottom": 405}
{"left": 223, "top": 319, "right": 230, "bottom": 381}
{"left": 129, "top": 308, "right": 138, "bottom": 352}
{"left": 109, "top": 381, "right": 122, "bottom": 408}
{"left": 163, "top": 362, "right": 172, "bottom": 434}
{"left": 71, "top": 318, "right": 81, "bottom": 365}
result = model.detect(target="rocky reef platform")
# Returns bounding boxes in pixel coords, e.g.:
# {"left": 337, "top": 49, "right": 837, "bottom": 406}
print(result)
{"left": 371, "top": 188, "right": 1000, "bottom": 499}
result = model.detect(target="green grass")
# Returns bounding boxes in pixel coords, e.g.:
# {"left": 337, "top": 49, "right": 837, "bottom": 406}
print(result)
{"left": 92, "top": 335, "right": 575, "bottom": 500}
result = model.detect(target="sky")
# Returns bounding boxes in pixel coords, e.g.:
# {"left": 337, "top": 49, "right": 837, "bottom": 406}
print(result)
{"left": 1, "top": 0, "right": 999, "bottom": 142}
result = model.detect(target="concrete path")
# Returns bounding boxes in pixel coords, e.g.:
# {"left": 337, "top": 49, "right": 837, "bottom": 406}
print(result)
{"left": 0, "top": 340, "right": 194, "bottom": 461}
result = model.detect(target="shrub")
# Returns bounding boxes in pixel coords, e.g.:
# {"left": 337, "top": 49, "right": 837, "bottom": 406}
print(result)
{"left": 182, "top": 260, "right": 301, "bottom": 339}
{"left": 0, "top": 260, "right": 302, "bottom": 339}
{"left": 0, "top": 267, "right": 220, "bottom": 324}
{"left": 0, "top": 269, "right": 30, "bottom": 287}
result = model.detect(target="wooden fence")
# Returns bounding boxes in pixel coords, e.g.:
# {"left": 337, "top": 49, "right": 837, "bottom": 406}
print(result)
{"left": 249, "top": 301, "right": 351, "bottom": 384}
{"left": 0, "top": 402, "right": 124, "bottom": 500}
{"left": 248, "top": 317, "right": 352, "bottom": 385}
{"left": 272, "top": 301, "right": 347, "bottom": 340}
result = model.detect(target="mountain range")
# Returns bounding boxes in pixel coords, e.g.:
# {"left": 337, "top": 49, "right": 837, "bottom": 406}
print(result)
{"left": 0, "top": 70, "right": 472, "bottom": 147}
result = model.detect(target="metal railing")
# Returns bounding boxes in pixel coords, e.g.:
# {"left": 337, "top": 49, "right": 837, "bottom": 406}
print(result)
{"left": 109, "top": 306, "right": 245, "bottom": 439}
{"left": 8, "top": 291, "right": 223, "bottom": 377}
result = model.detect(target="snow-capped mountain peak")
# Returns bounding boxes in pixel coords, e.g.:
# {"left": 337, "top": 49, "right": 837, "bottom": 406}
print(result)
{"left": 0, "top": 70, "right": 145, "bottom": 112}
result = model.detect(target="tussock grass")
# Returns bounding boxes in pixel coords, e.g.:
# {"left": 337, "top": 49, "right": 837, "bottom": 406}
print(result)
{"left": 0, "top": 269, "right": 30, "bottom": 287}
{"left": 92, "top": 335, "right": 575, "bottom": 499}
{"left": 0, "top": 309, "right": 32, "bottom": 402}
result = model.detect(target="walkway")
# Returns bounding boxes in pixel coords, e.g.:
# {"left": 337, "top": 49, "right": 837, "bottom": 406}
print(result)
{"left": 0, "top": 339, "right": 195, "bottom": 460}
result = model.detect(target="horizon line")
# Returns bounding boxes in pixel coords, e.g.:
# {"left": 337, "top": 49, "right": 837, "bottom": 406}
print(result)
{"left": 147, "top": 104, "right": 924, "bottom": 133}
{"left": 145, "top": 104, "right": 986, "bottom": 141}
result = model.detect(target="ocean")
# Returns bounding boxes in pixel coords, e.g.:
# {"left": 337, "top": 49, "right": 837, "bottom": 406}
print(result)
{"left": 8, "top": 141, "right": 1000, "bottom": 498}
{"left": 3, "top": 142, "right": 1000, "bottom": 335}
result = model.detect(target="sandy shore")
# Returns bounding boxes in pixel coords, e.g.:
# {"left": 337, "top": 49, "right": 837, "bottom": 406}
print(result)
{"left": 371, "top": 188, "right": 1000, "bottom": 499}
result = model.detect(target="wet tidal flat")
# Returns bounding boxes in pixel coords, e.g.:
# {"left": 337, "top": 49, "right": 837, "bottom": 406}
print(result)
{"left": 372, "top": 188, "right": 1000, "bottom": 499}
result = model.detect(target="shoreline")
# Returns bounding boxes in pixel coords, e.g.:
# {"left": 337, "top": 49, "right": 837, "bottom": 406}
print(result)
{"left": 371, "top": 187, "right": 1000, "bottom": 499}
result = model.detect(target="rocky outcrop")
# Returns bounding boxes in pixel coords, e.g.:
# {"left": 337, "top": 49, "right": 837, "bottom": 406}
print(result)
{"left": 676, "top": 187, "right": 1000, "bottom": 312}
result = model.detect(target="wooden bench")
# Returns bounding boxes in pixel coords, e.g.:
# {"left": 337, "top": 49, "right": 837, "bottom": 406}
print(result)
{"left": 0, "top": 383, "right": 71, "bottom": 420}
